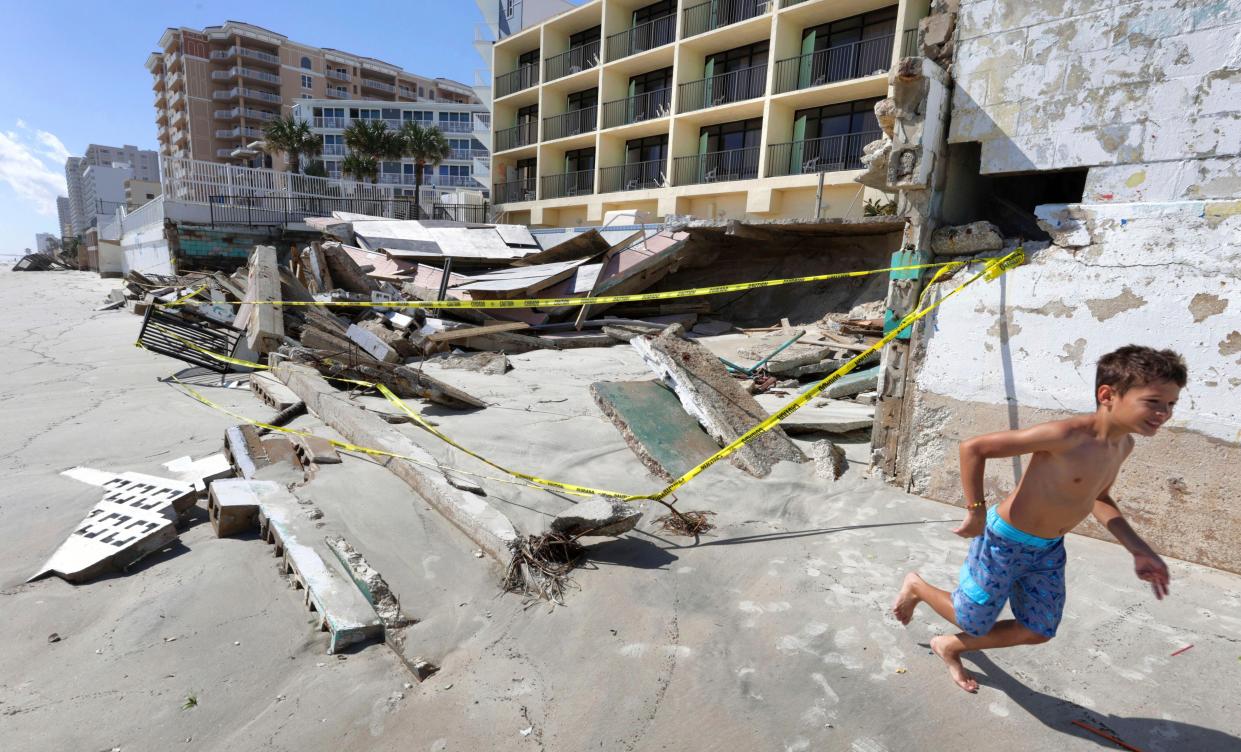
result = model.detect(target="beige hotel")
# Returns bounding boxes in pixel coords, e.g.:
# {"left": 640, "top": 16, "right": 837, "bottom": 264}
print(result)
{"left": 489, "top": 0, "right": 928, "bottom": 226}
{"left": 147, "top": 21, "right": 477, "bottom": 169}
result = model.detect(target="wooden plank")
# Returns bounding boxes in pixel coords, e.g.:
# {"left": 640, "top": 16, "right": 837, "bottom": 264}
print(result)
{"left": 245, "top": 245, "right": 284, "bottom": 355}
{"left": 427, "top": 321, "right": 531, "bottom": 343}
{"left": 591, "top": 380, "right": 721, "bottom": 482}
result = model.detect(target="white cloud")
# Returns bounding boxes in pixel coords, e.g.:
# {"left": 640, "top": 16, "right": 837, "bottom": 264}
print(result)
{"left": 0, "top": 122, "right": 68, "bottom": 216}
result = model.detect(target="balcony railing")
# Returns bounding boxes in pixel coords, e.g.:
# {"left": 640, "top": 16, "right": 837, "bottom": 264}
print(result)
{"left": 601, "top": 87, "right": 672, "bottom": 129}
{"left": 437, "top": 121, "right": 474, "bottom": 133}
{"left": 326, "top": 69, "right": 350, "bottom": 82}
{"left": 473, "top": 113, "right": 492, "bottom": 132}
{"left": 496, "top": 64, "right": 540, "bottom": 98}
{"left": 672, "top": 146, "right": 760, "bottom": 185}
{"left": 765, "top": 130, "right": 879, "bottom": 176}
{"left": 322, "top": 144, "right": 346, "bottom": 156}
{"left": 599, "top": 160, "right": 665, "bottom": 193}
{"left": 682, "top": 0, "right": 771, "bottom": 39}
{"left": 606, "top": 15, "right": 677, "bottom": 62}
{"left": 772, "top": 35, "right": 894, "bottom": 94}
{"left": 449, "top": 148, "right": 489, "bottom": 160}
{"left": 362, "top": 78, "right": 397, "bottom": 93}
{"left": 327, "top": 87, "right": 349, "bottom": 98}
{"left": 212, "top": 66, "right": 281, "bottom": 84}
{"left": 542, "top": 169, "right": 595, "bottom": 199}
{"left": 242, "top": 88, "right": 283, "bottom": 103}
{"left": 239, "top": 47, "right": 280, "bottom": 65}
{"left": 677, "top": 64, "right": 767, "bottom": 113}
{"left": 543, "top": 106, "right": 598, "bottom": 141}
{"left": 494, "top": 178, "right": 537, "bottom": 204}
{"left": 545, "top": 41, "right": 601, "bottom": 82}
{"left": 315, "top": 116, "right": 347, "bottom": 128}
{"left": 901, "top": 28, "right": 920, "bottom": 58}
{"left": 215, "top": 127, "right": 262, "bottom": 138}
{"left": 495, "top": 121, "right": 538, "bottom": 151}
{"left": 779, "top": 0, "right": 810, "bottom": 7}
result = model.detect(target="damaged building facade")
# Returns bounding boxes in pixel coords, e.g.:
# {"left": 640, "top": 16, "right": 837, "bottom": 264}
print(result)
{"left": 868, "top": 0, "right": 1241, "bottom": 572}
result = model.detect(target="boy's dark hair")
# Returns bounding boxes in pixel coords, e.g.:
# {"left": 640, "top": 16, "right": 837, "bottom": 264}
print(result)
{"left": 1095, "top": 345, "right": 1188, "bottom": 402}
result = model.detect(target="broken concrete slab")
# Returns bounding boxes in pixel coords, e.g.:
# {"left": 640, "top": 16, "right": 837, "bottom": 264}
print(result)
{"left": 811, "top": 440, "right": 847, "bottom": 481}
{"left": 357, "top": 318, "right": 417, "bottom": 358}
{"left": 346, "top": 323, "right": 400, "bottom": 363}
{"left": 632, "top": 327, "right": 805, "bottom": 478}
{"left": 324, "top": 536, "right": 408, "bottom": 628}
{"left": 224, "top": 424, "right": 305, "bottom": 484}
{"left": 590, "top": 380, "right": 721, "bottom": 482}
{"left": 820, "top": 366, "right": 880, "bottom": 400}
{"left": 550, "top": 497, "right": 642, "bottom": 538}
{"left": 32, "top": 471, "right": 197, "bottom": 582}
{"left": 752, "top": 394, "right": 875, "bottom": 435}
{"left": 429, "top": 351, "right": 510, "bottom": 375}
{"left": 293, "top": 434, "right": 341, "bottom": 465}
{"left": 930, "top": 221, "right": 1004, "bottom": 256}
{"left": 161, "top": 453, "right": 234, "bottom": 494}
{"left": 250, "top": 371, "right": 302, "bottom": 411}
{"left": 243, "top": 245, "right": 284, "bottom": 355}
{"left": 691, "top": 319, "right": 734, "bottom": 336}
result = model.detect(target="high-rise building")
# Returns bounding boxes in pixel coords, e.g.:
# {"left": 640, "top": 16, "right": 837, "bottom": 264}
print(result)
{"left": 56, "top": 196, "right": 72, "bottom": 239}
{"left": 62, "top": 144, "right": 159, "bottom": 235}
{"left": 35, "top": 233, "right": 57, "bottom": 253}
{"left": 84, "top": 144, "right": 160, "bottom": 182}
{"left": 146, "top": 21, "right": 481, "bottom": 169}
{"left": 487, "top": 0, "right": 925, "bottom": 226}
{"left": 64, "top": 157, "right": 85, "bottom": 236}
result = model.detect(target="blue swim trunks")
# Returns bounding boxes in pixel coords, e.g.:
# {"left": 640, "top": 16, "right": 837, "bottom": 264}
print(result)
{"left": 952, "top": 507, "right": 1067, "bottom": 639}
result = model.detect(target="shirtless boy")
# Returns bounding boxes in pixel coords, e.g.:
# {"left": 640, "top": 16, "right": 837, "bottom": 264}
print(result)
{"left": 891, "top": 345, "right": 1186, "bottom": 692}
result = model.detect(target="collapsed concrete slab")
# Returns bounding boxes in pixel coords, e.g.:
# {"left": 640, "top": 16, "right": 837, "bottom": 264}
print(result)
{"left": 32, "top": 471, "right": 197, "bottom": 582}
{"left": 752, "top": 394, "right": 875, "bottom": 435}
{"left": 590, "top": 380, "right": 720, "bottom": 482}
{"left": 631, "top": 327, "right": 805, "bottom": 478}
{"left": 207, "top": 479, "right": 384, "bottom": 654}
{"left": 550, "top": 497, "right": 642, "bottom": 538}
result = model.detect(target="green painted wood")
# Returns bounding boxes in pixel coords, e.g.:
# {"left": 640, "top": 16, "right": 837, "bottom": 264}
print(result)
{"left": 591, "top": 380, "right": 720, "bottom": 481}
{"left": 798, "top": 30, "right": 816, "bottom": 89}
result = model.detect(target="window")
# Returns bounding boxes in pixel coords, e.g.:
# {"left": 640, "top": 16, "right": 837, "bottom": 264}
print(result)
{"left": 706, "top": 41, "right": 768, "bottom": 75}
{"left": 625, "top": 134, "right": 667, "bottom": 165}
{"left": 301, "top": 74, "right": 313, "bottom": 89}
{"left": 301, "top": 56, "right": 312, "bottom": 70}
{"left": 567, "top": 87, "right": 598, "bottom": 112}
{"left": 515, "top": 157, "right": 537, "bottom": 182}
{"left": 633, "top": 0, "right": 676, "bottom": 26}
{"left": 569, "top": 26, "right": 601, "bottom": 48}
{"left": 516, "top": 104, "right": 538, "bottom": 125}
{"left": 629, "top": 68, "right": 673, "bottom": 95}
{"left": 518, "top": 48, "right": 540, "bottom": 68}
{"left": 804, "top": 6, "right": 898, "bottom": 52}
{"left": 564, "top": 147, "right": 595, "bottom": 173}
{"left": 699, "top": 118, "right": 762, "bottom": 153}
{"left": 794, "top": 98, "right": 883, "bottom": 140}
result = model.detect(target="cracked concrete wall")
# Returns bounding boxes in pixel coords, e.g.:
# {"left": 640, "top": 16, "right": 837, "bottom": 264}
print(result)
{"left": 949, "top": 0, "right": 1241, "bottom": 202}
{"left": 897, "top": 200, "right": 1241, "bottom": 572}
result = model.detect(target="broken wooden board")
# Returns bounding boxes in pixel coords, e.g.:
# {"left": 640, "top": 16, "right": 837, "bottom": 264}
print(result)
{"left": 32, "top": 471, "right": 197, "bottom": 583}
{"left": 591, "top": 381, "right": 721, "bottom": 482}
{"left": 752, "top": 394, "right": 875, "bottom": 435}
{"left": 450, "top": 258, "right": 591, "bottom": 298}
{"left": 576, "top": 230, "right": 690, "bottom": 321}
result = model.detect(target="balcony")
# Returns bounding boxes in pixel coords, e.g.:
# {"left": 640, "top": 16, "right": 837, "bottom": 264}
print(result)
{"left": 544, "top": 41, "right": 601, "bottom": 82}
{"left": 314, "top": 116, "right": 347, "bottom": 128}
{"left": 599, "top": 160, "right": 665, "bottom": 193}
{"left": 361, "top": 78, "right": 396, "bottom": 93}
{"left": 214, "top": 66, "right": 281, "bottom": 85}
{"left": 677, "top": 64, "right": 767, "bottom": 113}
{"left": 472, "top": 112, "right": 491, "bottom": 134}
{"left": 494, "top": 178, "right": 537, "bottom": 204}
{"left": 772, "top": 35, "right": 894, "bottom": 94}
{"left": 606, "top": 15, "right": 677, "bottom": 62}
{"left": 902, "top": 28, "right": 920, "bottom": 58}
{"left": 241, "top": 88, "right": 282, "bottom": 104}
{"left": 495, "top": 64, "right": 539, "bottom": 98}
{"left": 238, "top": 47, "right": 280, "bottom": 66}
{"left": 154, "top": 90, "right": 167, "bottom": 107}
{"left": 601, "top": 87, "right": 672, "bottom": 129}
{"left": 495, "top": 121, "right": 538, "bottom": 152}
{"left": 170, "top": 109, "right": 186, "bottom": 126}
{"left": 326, "top": 69, "right": 350, "bottom": 82}
{"left": 216, "top": 148, "right": 237, "bottom": 158}
{"left": 168, "top": 71, "right": 185, "bottom": 91}
{"left": 436, "top": 120, "right": 474, "bottom": 133}
{"left": 219, "top": 107, "right": 277, "bottom": 122}
{"left": 326, "top": 86, "right": 349, "bottom": 98}
{"left": 153, "top": 75, "right": 165, "bottom": 92}
{"left": 765, "top": 130, "right": 878, "bottom": 176}
{"left": 672, "top": 146, "right": 760, "bottom": 185}
{"left": 543, "top": 106, "right": 597, "bottom": 141}
{"left": 682, "top": 0, "right": 771, "bottom": 39}
{"left": 449, "top": 148, "right": 489, "bottom": 160}
{"left": 322, "top": 144, "right": 346, "bottom": 156}
{"left": 215, "top": 126, "right": 263, "bottom": 139}
{"left": 541, "top": 169, "right": 594, "bottom": 199}
{"left": 437, "top": 175, "right": 476, "bottom": 187}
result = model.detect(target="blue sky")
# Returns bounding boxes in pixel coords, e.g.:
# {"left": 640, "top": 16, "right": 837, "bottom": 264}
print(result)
{"left": 0, "top": 0, "right": 522, "bottom": 255}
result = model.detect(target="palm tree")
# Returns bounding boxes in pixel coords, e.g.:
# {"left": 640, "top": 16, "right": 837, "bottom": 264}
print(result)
{"left": 399, "top": 122, "right": 452, "bottom": 219}
{"left": 262, "top": 116, "right": 321, "bottom": 174}
{"left": 340, "top": 153, "right": 379, "bottom": 184}
{"left": 342, "top": 120, "right": 400, "bottom": 184}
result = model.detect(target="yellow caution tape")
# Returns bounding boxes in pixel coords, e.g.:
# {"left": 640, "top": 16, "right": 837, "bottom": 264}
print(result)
{"left": 159, "top": 283, "right": 212, "bottom": 308}
{"left": 160, "top": 258, "right": 1004, "bottom": 311}
{"left": 141, "top": 250, "right": 1024, "bottom": 504}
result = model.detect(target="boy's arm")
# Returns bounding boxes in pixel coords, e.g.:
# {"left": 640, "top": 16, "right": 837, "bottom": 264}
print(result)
{"left": 954, "top": 421, "right": 1077, "bottom": 537}
{"left": 1092, "top": 491, "right": 1170, "bottom": 600}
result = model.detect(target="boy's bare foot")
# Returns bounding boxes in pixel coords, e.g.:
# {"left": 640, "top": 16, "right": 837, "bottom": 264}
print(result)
{"left": 892, "top": 572, "right": 924, "bottom": 625}
{"left": 930, "top": 635, "right": 979, "bottom": 693}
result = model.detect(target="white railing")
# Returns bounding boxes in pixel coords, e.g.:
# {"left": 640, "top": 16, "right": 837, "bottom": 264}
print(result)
{"left": 121, "top": 196, "right": 166, "bottom": 233}
{"left": 160, "top": 156, "right": 397, "bottom": 206}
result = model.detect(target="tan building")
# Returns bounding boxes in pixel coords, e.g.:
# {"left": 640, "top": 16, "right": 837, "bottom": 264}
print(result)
{"left": 489, "top": 0, "right": 928, "bottom": 226}
{"left": 125, "top": 179, "right": 162, "bottom": 211}
{"left": 146, "top": 21, "right": 479, "bottom": 169}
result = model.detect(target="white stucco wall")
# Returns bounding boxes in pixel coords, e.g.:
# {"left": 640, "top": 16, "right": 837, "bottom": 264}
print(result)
{"left": 949, "top": 0, "right": 1241, "bottom": 201}
{"left": 121, "top": 222, "right": 174, "bottom": 277}
{"left": 915, "top": 200, "right": 1241, "bottom": 443}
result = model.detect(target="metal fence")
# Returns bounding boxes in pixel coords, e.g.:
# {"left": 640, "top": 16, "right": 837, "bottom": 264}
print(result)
{"left": 682, "top": 0, "right": 770, "bottom": 38}
{"left": 495, "top": 121, "right": 538, "bottom": 151}
{"left": 672, "top": 146, "right": 760, "bottom": 185}
{"left": 543, "top": 106, "right": 598, "bottom": 141}
{"left": 601, "top": 87, "right": 672, "bottom": 129}
{"left": 541, "top": 170, "right": 595, "bottom": 199}
{"left": 493, "top": 178, "right": 538, "bottom": 204}
{"left": 545, "top": 41, "right": 601, "bottom": 81}
{"left": 208, "top": 196, "right": 489, "bottom": 227}
{"left": 599, "top": 160, "right": 665, "bottom": 193}
{"left": 606, "top": 14, "right": 677, "bottom": 61}
{"left": 495, "top": 64, "right": 540, "bottom": 98}
{"left": 772, "top": 35, "right": 895, "bottom": 94}
{"left": 765, "top": 130, "right": 880, "bottom": 177}
{"left": 678, "top": 64, "right": 768, "bottom": 113}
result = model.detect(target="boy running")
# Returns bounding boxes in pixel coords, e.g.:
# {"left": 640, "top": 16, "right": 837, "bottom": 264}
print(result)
{"left": 892, "top": 345, "right": 1186, "bottom": 692}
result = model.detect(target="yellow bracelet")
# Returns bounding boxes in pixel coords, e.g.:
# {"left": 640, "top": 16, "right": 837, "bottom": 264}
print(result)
{"left": 966, "top": 501, "right": 986, "bottom": 511}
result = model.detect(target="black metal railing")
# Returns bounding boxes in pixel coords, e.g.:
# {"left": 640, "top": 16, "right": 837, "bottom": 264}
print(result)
{"left": 495, "top": 64, "right": 539, "bottom": 97}
{"left": 601, "top": 88, "right": 672, "bottom": 128}
{"left": 682, "top": 0, "right": 770, "bottom": 39}
{"left": 678, "top": 64, "right": 767, "bottom": 113}
{"left": 606, "top": 14, "right": 677, "bottom": 61}
{"left": 672, "top": 146, "right": 760, "bottom": 185}
{"left": 494, "top": 178, "right": 538, "bottom": 204}
{"left": 543, "top": 106, "right": 598, "bottom": 141}
{"left": 544, "top": 41, "right": 602, "bottom": 81}
{"left": 780, "top": 0, "right": 810, "bottom": 7}
{"left": 541, "top": 169, "right": 595, "bottom": 199}
{"left": 207, "top": 195, "right": 489, "bottom": 227}
{"left": 765, "top": 130, "right": 879, "bottom": 176}
{"left": 772, "top": 35, "right": 895, "bottom": 94}
{"left": 599, "top": 160, "right": 665, "bottom": 193}
{"left": 902, "top": 28, "right": 920, "bottom": 57}
{"left": 495, "top": 121, "right": 538, "bottom": 151}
